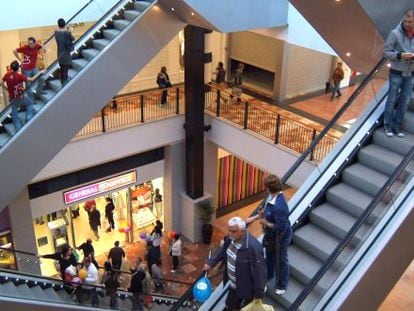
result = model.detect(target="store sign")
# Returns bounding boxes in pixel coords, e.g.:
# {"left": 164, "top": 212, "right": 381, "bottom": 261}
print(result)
{"left": 63, "top": 172, "right": 136, "bottom": 204}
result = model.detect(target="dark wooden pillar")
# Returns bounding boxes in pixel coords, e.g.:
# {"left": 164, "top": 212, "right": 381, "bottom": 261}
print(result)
{"left": 184, "top": 25, "right": 205, "bottom": 199}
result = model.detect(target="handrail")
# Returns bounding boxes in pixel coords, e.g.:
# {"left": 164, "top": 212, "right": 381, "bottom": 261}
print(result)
{"left": 0, "top": 245, "right": 192, "bottom": 286}
{"left": 280, "top": 57, "right": 387, "bottom": 185}
{"left": 207, "top": 84, "right": 336, "bottom": 136}
{"left": 0, "top": 0, "right": 129, "bottom": 123}
{"left": 288, "top": 143, "right": 414, "bottom": 310}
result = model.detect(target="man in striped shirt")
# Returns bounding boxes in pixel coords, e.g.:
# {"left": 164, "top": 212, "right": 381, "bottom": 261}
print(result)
{"left": 204, "top": 217, "right": 266, "bottom": 310}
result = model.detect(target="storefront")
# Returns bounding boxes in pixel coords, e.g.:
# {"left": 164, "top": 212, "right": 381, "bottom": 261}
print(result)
{"left": 28, "top": 149, "right": 165, "bottom": 277}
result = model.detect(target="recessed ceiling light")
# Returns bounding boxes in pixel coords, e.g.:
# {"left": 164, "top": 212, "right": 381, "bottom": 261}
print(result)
{"left": 191, "top": 12, "right": 195, "bottom": 16}
{"left": 171, "top": 7, "right": 175, "bottom": 11}
{"left": 346, "top": 52, "right": 351, "bottom": 57}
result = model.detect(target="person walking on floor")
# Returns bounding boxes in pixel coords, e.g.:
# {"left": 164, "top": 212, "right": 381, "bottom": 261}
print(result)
{"left": 169, "top": 233, "right": 182, "bottom": 273}
{"left": 247, "top": 174, "right": 293, "bottom": 295}
{"left": 108, "top": 241, "right": 126, "bottom": 272}
{"left": 55, "top": 18, "right": 74, "bottom": 86}
{"left": 329, "top": 61, "right": 345, "bottom": 101}
{"left": 383, "top": 9, "right": 414, "bottom": 137}
{"left": 105, "top": 197, "right": 116, "bottom": 232}
{"left": 77, "top": 238, "right": 99, "bottom": 268}
{"left": 101, "top": 261, "right": 120, "bottom": 309}
{"left": 156, "top": 66, "right": 171, "bottom": 106}
{"left": 231, "top": 63, "right": 244, "bottom": 103}
{"left": 88, "top": 205, "right": 101, "bottom": 241}
{"left": 204, "top": 217, "right": 266, "bottom": 310}
{"left": 128, "top": 262, "right": 146, "bottom": 311}
{"left": 151, "top": 258, "right": 164, "bottom": 293}
{"left": 77, "top": 257, "right": 99, "bottom": 307}
{"left": 0, "top": 60, "right": 42, "bottom": 131}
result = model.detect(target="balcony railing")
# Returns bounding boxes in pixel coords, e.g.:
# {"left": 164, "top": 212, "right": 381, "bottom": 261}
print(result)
{"left": 205, "top": 84, "right": 339, "bottom": 161}
{"left": 74, "top": 84, "right": 339, "bottom": 161}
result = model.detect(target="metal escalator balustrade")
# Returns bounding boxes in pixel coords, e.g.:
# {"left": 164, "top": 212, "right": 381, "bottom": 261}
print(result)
{"left": 0, "top": 0, "right": 185, "bottom": 211}
{"left": 178, "top": 57, "right": 398, "bottom": 310}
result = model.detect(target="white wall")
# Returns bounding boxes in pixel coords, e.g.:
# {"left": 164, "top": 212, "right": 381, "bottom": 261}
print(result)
{"left": 0, "top": 0, "right": 118, "bottom": 31}
{"left": 30, "top": 161, "right": 164, "bottom": 218}
{"left": 283, "top": 43, "right": 333, "bottom": 99}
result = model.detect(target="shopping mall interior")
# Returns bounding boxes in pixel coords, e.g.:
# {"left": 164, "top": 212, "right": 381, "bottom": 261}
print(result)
{"left": 0, "top": 0, "right": 413, "bottom": 310}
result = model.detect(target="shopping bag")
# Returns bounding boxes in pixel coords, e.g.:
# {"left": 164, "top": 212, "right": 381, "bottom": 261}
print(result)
{"left": 241, "top": 298, "right": 274, "bottom": 311}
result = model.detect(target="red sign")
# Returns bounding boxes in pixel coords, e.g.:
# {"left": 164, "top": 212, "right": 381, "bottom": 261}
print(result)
{"left": 63, "top": 172, "right": 136, "bottom": 204}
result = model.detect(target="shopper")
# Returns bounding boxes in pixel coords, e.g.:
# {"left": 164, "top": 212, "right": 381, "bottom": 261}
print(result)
{"left": 169, "top": 233, "right": 182, "bottom": 273}
{"left": 0, "top": 60, "right": 41, "bottom": 131}
{"left": 383, "top": 9, "right": 414, "bottom": 137}
{"left": 105, "top": 197, "right": 116, "bottom": 232}
{"left": 77, "top": 238, "right": 99, "bottom": 268}
{"left": 151, "top": 258, "right": 164, "bottom": 293}
{"left": 153, "top": 188, "right": 163, "bottom": 219}
{"left": 145, "top": 240, "right": 159, "bottom": 276}
{"left": 108, "top": 240, "right": 126, "bottom": 272}
{"left": 203, "top": 217, "right": 266, "bottom": 309}
{"left": 13, "top": 37, "right": 45, "bottom": 82}
{"left": 150, "top": 220, "right": 163, "bottom": 258}
{"left": 231, "top": 63, "right": 244, "bottom": 102}
{"left": 77, "top": 257, "right": 99, "bottom": 307}
{"left": 156, "top": 66, "right": 171, "bottom": 105}
{"left": 41, "top": 245, "right": 78, "bottom": 280}
{"left": 88, "top": 205, "right": 101, "bottom": 241}
{"left": 247, "top": 174, "right": 292, "bottom": 295}
{"left": 329, "top": 62, "right": 345, "bottom": 101}
{"left": 55, "top": 18, "right": 74, "bottom": 86}
{"left": 101, "top": 261, "right": 120, "bottom": 309}
{"left": 129, "top": 263, "right": 146, "bottom": 311}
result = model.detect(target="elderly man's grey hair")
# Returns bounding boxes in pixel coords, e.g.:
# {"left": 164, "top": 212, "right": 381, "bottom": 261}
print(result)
{"left": 228, "top": 216, "right": 246, "bottom": 230}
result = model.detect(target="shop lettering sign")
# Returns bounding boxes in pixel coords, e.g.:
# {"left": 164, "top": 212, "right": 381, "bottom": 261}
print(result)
{"left": 63, "top": 171, "right": 136, "bottom": 204}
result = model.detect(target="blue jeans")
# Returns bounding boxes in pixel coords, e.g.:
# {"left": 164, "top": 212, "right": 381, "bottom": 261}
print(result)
{"left": 10, "top": 96, "right": 35, "bottom": 132}
{"left": 330, "top": 81, "right": 341, "bottom": 99}
{"left": 22, "top": 68, "right": 38, "bottom": 100}
{"left": 383, "top": 72, "right": 414, "bottom": 132}
{"left": 265, "top": 226, "right": 292, "bottom": 290}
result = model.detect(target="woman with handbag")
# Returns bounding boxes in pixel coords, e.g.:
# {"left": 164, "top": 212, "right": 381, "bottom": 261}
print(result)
{"left": 247, "top": 175, "right": 292, "bottom": 295}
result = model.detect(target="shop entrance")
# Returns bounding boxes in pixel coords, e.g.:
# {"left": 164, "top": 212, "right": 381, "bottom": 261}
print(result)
{"left": 33, "top": 177, "right": 165, "bottom": 277}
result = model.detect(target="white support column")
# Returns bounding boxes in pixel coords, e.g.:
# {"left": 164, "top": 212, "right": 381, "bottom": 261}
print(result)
{"left": 164, "top": 141, "right": 186, "bottom": 233}
{"left": 9, "top": 188, "right": 41, "bottom": 274}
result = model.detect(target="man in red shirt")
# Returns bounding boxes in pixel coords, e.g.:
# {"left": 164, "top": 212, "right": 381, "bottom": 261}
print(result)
{"left": 0, "top": 61, "right": 42, "bottom": 131}
{"left": 13, "top": 37, "right": 45, "bottom": 79}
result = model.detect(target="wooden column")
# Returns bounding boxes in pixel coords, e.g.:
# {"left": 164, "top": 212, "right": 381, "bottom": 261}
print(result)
{"left": 184, "top": 25, "right": 205, "bottom": 199}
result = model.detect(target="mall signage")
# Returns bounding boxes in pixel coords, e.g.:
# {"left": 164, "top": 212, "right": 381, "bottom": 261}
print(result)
{"left": 63, "top": 171, "right": 137, "bottom": 205}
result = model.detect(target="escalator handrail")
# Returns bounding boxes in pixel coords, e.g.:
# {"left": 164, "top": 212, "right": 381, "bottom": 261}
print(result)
{"left": 0, "top": 0, "right": 136, "bottom": 123}
{"left": 288, "top": 143, "right": 414, "bottom": 310}
{"left": 0, "top": 245, "right": 192, "bottom": 286}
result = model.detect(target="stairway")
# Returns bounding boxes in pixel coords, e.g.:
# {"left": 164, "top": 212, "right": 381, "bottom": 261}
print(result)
{"left": 0, "top": 0, "right": 185, "bottom": 210}
{"left": 0, "top": 270, "right": 193, "bottom": 310}
{"left": 266, "top": 94, "right": 414, "bottom": 310}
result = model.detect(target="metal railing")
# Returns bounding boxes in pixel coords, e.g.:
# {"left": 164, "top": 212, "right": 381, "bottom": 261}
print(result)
{"left": 205, "top": 84, "right": 339, "bottom": 162}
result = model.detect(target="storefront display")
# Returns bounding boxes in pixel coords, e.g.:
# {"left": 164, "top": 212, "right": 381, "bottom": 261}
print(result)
{"left": 0, "top": 231, "right": 16, "bottom": 270}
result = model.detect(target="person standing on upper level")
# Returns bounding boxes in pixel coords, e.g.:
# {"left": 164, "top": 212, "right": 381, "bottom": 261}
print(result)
{"left": 55, "top": 18, "right": 74, "bottom": 86}
{"left": 156, "top": 66, "right": 171, "bottom": 106}
{"left": 329, "top": 62, "right": 345, "bottom": 101}
{"left": 383, "top": 9, "right": 414, "bottom": 138}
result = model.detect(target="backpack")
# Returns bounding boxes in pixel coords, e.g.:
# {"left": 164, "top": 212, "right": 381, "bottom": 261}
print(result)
{"left": 65, "top": 31, "right": 74, "bottom": 52}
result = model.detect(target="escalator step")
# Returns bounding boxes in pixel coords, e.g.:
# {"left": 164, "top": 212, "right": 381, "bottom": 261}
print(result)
{"left": 103, "top": 29, "right": 121, "bottom": 40}
{"left": 124, "top": 10, "right": 140, "bottom": 21}
{"left": 92, "top": 38, "right": 111, "bottom": 50}
{"left": 113, "top": 19, "right": 130, "bottom": 31}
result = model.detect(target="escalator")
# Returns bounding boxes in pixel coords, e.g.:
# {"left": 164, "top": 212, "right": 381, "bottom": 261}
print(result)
{"left": 0, "top": 0, "right": 185, "bottom": 210}
{"left": 176, "top": 58, "right": 414, "bottom": 310}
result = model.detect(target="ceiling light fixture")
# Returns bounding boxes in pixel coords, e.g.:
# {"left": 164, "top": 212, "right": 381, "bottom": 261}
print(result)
{"left": 171, "top": 7, "right": 175, "bottom": 11}
{"left": 346, "top": 52, "right": 351, "bottom": 57}
{"left": 191, "top": 12, "right": 195, "bottom": 16}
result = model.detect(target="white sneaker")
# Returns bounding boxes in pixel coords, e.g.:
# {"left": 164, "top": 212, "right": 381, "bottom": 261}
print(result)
{"left": 395, "top": 131, "right": 405, "bottom": 138}
{"left": 275, "top": 289, "right": 286, "bottom": 295}
{"left": 384, "top": 129, "right": 394, "bottom": 137}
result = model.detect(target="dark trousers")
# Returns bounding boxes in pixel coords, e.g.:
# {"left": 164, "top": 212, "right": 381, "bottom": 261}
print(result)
{"left": 224, "top": 288, "right": 252, "bottom": 310}
{"left": 131, "top": 292, "right": 143, "bottom": 311}
{"left": 107, "top": 213, "right": 115, "bottom": 230}
{"left": 77, "top": 287, "right": 99, "bottom": 306}
{"left": 161, "top": 89, "right": 168, "bottom": 105}
{"left": 60, "top": 64, "right": 71, "bottom": 86}
{"left": 172, "top": 256, "right": 179, "bottom": 270}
